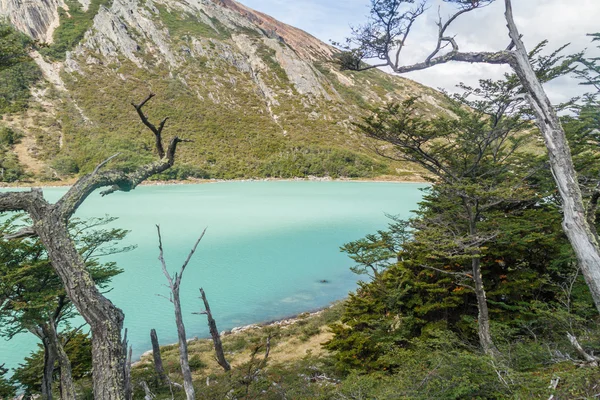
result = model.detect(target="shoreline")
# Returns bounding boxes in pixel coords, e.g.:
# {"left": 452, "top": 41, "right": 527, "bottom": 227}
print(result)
{"left": 133, "top": 304, "right": 334, "bottom": 366}
{"left": 0, "top": 175, "right": 429, "bottom": 189}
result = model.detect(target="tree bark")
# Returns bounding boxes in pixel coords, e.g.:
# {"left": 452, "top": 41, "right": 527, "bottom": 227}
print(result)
{"left": 0, "top": 95, "right": 188, "bottom": 399}
{"left": 173, "top": 290, "right": 195, "bottom": 400}
{"left": 40, "top": 334, "right": 57, "bottom": 400}
{"left": 33, "top": 217, "right": 126, "bottom": 400}
{"left": 504, "top": 0, "right": 600, "bottom": 313}
{"left": 156, "top": 226, "right": 206, "bottom": 400}
{"left": 46, "top": 322, "right": 76, "bottom": 400}
{"left": 463, "top": 199, "right": 498, "bottom": 357}
{"left": 124, "top": 345, "right": 132, "bottom": 400}
{"left": 150, "top": 329, "right": 168, "bottom": 385}
{"left": 199, "top": 288, "right": 230, "bottom": 372}
{"left": 471, "top": 256, "right": 498, "bottom": 357}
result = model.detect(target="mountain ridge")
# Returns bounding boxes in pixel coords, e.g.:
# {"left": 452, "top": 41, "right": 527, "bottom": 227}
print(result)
{"left": 0, "top": 0, "right": 448, "bottom": 181}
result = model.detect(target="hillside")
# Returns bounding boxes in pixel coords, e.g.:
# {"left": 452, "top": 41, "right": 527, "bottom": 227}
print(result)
{"left": 0, "top": 0, "right": 448, "bottom": 182}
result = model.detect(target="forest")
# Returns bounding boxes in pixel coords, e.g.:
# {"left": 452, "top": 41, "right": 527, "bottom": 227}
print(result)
{"left": 1, "top": 0, "right": 600, "bottom": 399}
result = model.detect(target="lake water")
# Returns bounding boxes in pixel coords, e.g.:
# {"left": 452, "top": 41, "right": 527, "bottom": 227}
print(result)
{"left": 0, "top": 181, "right": 426, "bottom": 372}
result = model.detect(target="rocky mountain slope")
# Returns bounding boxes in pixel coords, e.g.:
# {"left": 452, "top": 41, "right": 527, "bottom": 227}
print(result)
{"left": 0, "top": 0, "right": 448, "bottom": 181}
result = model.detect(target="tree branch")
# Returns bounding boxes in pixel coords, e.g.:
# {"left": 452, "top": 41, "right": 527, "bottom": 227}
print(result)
{"left": 156, "top": 225, "right": 174, "bottom": 290}
{"left": 567, "top": 332, "right": 599, "bottom": 365}
{"left": 393, "top": 50, "right": 515, "bottom": 74}
{"left": 92, "top": 153, "right": 121, "bottom": 176}
{"left": 175, "top": 228, "right": 207, "bottom": 288}
{"left": 131, "top": 93, "right": 166, "bottom": 159}
{"left": 3, "top": 225, "right": 36, "bottom": 240}
{"left": 55, "top": 95, "right": 190, "bottom": 220}
{"left": 0, "top": 189, "right": 46, "bottom": 215}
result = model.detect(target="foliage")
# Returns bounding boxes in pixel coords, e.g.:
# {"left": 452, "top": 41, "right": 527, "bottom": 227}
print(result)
{"left": 574, "top": 33, "right": 600, "bottom": 95}
{"left": 12, "top": 330, "right": 93, "bottom": 395}
{"left": 0, "top": 23, "right": 32, "bottom": 71}
{"left": 40, "top": 0, "right": 113, "bottom": 61}
{"left": 326, "top": 60, "right": 598, "bottom": 373}
{"left": 0, "top": 364, "right": 16, "bottom": 400}
{"left": 0, "top": 215, "right": 131, "bottom": 394}
{"left": 0, "top": 24, "right": 41, "bottom": 115}
{"left": 0, "top": 216, "right": 128, "bottom": 340}
{"left": 341, "top": 215, "right": 410, "bottom": 279}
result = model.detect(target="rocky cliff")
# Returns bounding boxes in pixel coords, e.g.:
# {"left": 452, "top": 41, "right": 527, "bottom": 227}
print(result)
{"left": 0, "top": 0, "right": 447, "bottom": 181}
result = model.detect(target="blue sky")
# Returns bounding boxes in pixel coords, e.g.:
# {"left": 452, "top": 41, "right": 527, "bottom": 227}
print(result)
{"left": 239, "top": 0, "right": 600, "bottom": 103}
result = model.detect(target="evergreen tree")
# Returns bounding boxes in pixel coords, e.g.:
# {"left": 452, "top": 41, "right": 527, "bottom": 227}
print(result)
{"left": 0, "top": 216, "right": 132, "bottom": 398}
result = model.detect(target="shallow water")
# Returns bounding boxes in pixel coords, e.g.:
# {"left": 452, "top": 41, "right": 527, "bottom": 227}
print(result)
{"left": 0, "top": 181, "right": 426, "bottom": 372}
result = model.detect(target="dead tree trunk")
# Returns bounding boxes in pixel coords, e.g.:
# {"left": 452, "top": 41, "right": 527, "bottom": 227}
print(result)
{"left": 30, "top": 322, "right": 76, "bottom": 400}
{"left": 122, "top": 330, "right": 133, "bottom": 400}
{"left": 465, "top": 202, "right": 498, "bottom": 358}
{"left": 156, "top": 226, "right": 207, "bottom": 400}
{"left": 503, "top": 0, "right": 600, "bottom": 313}
{"left": 150, "top": 329, "right": 168, "bottom": 385}
{"left": 0, "top": 94, "right": 189, "bottom": 399}
{"left": 197, "top": 288, "right": 230, "bottom": 371}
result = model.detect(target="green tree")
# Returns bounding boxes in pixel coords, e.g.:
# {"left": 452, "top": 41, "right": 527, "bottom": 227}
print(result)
{"left": 0, "top": 216, "right": 132, "bottom": 399}
{"left": 355, "top": 80, "right": 535, "bottom": 356}
{"left": 12, "top": 330, "right": 93, "bottom": 397}
{"left": 0, "top": 24, "right": 41, "bottom": 115}
{"left": 326, "top": 60, "right": 595, "bottom": 369}
{"left": 338, "top": 0, "right": 600, "bottom": 315}
{"left": 0, "top": 364, "right": 16, "bottom": 400}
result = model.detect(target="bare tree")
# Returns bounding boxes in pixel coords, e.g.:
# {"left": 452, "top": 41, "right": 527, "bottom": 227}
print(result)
{"left": 150, "top": 329, "right": 168, "bottom": 385}
{"left": 122, "top": 329, "right": 133, "bottom": 400}
{"left": 339, "top": 0, "right": 600, "bottom": 313}
{"left": 0, "top": 94, "right": 188, "bottom": 399}
{"left": 156, "top": 226, "right": 207, "bottom": 400}
{"left": 195, "top": 288, "right": 231, "bottom": 371}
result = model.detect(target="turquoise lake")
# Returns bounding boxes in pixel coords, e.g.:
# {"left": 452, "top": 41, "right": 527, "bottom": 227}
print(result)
{"left": 0, "top": 181, "right": 426, "bottom": 372}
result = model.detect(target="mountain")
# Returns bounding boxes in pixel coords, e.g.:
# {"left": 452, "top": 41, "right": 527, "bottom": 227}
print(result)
{"left": 0, "top": 0, "right": 448, "bottom": 181}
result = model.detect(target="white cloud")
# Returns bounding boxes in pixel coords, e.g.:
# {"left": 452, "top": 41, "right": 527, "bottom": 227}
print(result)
{"left": 239, "top": 0, "right": 599, "bottom": 103}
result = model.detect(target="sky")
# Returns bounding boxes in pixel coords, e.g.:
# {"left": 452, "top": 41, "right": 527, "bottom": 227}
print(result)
{"left": 239, "top": 0, "right": 600, "bottom": 103}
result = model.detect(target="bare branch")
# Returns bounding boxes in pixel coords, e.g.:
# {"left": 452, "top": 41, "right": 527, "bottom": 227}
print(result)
{"left": 156, "top": 225, "right": 174, "bottom": 289}
{"left": 393, "top": 50, "right": 515, "bottom": 74}
{"left": 131, "top": 93, "right": 166, "bottom": 159}
{"left": 0, "top": 189, "right": 45, "bottom": 214}
{"left": 54, "top": 95, "right": 192, "bottom": 220}
{"left": 198, "top": 287, "right": 231, "bottom": 372}
{"left": 567, "top": 332, "right": 599, "bottom": 366}
{"left": 425, "top": 4, "right": 475, "bottom": 64}
{"left": 4, "top": 225, "right": 36, "bottom": 240}
{"left": 175, "top": 228, "right": 207, "bottom": 288}
{"left": 92, "top": 153, "right": 121, "bottom": 176}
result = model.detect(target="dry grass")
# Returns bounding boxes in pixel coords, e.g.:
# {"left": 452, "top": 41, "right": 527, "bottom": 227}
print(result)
{"left": 134, "top": 304, "right": 343, "bottom": 380}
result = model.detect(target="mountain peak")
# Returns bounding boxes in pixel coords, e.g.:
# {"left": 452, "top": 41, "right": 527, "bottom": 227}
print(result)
{"left": 212, "top": 0, "right": 336, "bottom": 61}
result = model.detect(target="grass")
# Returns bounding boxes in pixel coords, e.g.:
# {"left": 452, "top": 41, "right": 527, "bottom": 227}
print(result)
{"left": 41, "top": 0, "right": 113, "bottom": 61}
{"left": 3, "top": 0, "right": 450, "bottom": 182}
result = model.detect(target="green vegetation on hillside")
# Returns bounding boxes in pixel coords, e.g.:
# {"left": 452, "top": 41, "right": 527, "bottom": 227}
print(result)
{"left": 41, "top": 0, "right": 112, "bottom": 61}
{"left": 156, "top": 4, "right": 231, "bottom": 41}
{"left": 0, "top": 126, "right": 27, "bottom": 182}
{"left": 48, "top": 53, "right": 396, "bottom": 180}
{"left": 0, "top": 24, "right": 41, "bottom": 115}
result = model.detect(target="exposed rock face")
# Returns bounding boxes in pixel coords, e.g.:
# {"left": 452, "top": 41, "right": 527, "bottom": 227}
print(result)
{"left": 0, "top": 0, "right": 446, "bottom": 179}
{"left": 0, "top": 0, "right": 91, "bottom": 42}
{"left": 213, "top": 0, "right": 336, "bottom": 61}
{"left": 0, "top": 0, "right": 64, "bottom": 43}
